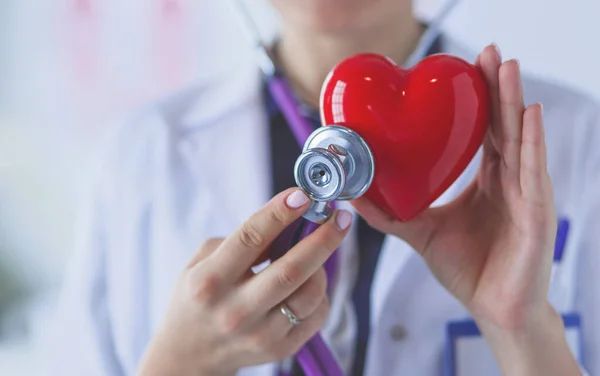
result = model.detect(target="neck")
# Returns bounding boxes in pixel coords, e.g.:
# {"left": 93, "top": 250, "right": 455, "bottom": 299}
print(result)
{"left": 276, "top": 14, "right": 424, "bottom": 109}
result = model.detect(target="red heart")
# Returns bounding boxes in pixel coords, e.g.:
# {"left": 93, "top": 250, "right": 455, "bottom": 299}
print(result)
{"left": 320, "top": 53, "right": 491, "bottom": 222}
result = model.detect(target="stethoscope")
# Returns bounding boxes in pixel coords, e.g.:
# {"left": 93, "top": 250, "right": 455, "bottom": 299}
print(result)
{"left": 228, "top": 1, "right": 461, "bottom": 375}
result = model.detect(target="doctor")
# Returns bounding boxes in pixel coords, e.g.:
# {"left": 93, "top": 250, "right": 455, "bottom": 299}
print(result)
{"left": 48, "top": 0, "right": 599, "bottom": 375}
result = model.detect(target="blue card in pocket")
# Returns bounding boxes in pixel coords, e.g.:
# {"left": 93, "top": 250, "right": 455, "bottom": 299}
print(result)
{"left": 554, "top": 218, "right": 570, "bottom": 262}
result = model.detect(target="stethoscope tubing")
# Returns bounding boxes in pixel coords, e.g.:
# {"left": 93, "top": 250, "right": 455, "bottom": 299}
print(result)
{"left": 267, "top": 74, "right": 344, "bottom": 376}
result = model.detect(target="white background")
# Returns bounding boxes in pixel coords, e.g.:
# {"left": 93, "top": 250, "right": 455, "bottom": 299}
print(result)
{"left": 0, "top": 0, "right": 598, "bottom": 374}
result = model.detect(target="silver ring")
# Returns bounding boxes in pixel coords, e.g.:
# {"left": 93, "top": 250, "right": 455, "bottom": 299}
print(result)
{"left": 279, "top": 303, "right": 301, "bottom": 325}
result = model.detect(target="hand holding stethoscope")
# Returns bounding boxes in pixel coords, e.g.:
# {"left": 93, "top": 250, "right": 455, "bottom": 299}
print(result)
{"left": 137, "top": 188, "right": 352, "bottom": 376}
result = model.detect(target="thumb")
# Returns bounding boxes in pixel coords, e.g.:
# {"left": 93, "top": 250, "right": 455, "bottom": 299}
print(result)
{"left": 350, "top": 197, "right": 437, "bottom": 255}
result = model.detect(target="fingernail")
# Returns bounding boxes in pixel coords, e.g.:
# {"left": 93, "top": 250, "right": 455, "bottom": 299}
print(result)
{"left": 286, "top": 190, "right": 309, "bottom": 209}
{"left": 514, "top": 58, "right": 520, "bottom": 69}
{"left": 491, "top": 43, "right": 502, "bottom": 61}
{"left": 335, "top": 210, "right": 353, "bottom": 231}
{"left": 538, "top": 102, "right": 544, "bottom": 115}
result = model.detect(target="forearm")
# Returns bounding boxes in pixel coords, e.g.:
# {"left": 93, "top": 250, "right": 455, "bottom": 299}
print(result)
{"left": 477, "top": 303, "right": 581, "bottom": 376}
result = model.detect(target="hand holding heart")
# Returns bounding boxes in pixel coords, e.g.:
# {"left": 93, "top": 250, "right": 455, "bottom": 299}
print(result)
{"left": 329, "top": 45, "right": 580, "bottom": 374}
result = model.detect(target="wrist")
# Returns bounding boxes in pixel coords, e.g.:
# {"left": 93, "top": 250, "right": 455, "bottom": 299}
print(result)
{"left": 476, "top": 302, "right": 580, "bottom": 376}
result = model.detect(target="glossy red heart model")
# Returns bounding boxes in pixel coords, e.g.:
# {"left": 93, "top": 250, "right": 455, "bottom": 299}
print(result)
{"left": 320, "top": 53, "right": 491, "bottom": 222}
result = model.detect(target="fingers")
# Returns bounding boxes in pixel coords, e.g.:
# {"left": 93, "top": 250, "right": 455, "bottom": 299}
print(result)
{"left": 203, "top": 188, "right": 311, "bottom": 281}
{"left": 478, "top": 44, "right": 503, "bottom": 157}
{"left": 186, "top": 238, "right": 225, "bottom": 269}
{"left": 350, "top": 196, "right": 396, "bottom": 233}
{"left": 247, "top": 210, "right": 352, "bottom": 312}
{"left": 520, "top": 103, "right": 551, "bottom": 205}
{"left": 252, "top": 296, "right": 330, "bottom": 362}
{"left": 282, "top": 267, "right": 327, "bottom": 320}
{"left": 351, "top": 196, "right": 437, "bottom": 254}
{"left": 283, "top": 297, "right": 329, "bottom": 354}
{"left": 480, "top": 43, "right": 527, "bottom": 194}
{"left": 498, "top": 59, "right": 525, "bottom": 188}
{"left": 259, "top": 268, "right": 327, "bottom": 341}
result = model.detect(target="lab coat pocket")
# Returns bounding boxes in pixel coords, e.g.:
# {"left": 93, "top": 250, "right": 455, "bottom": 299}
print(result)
{"left": 443, "top": 217, "right": 584, "bottom": 376}
{"left": 443, "top": 314, "right": 584, "bottom": 376}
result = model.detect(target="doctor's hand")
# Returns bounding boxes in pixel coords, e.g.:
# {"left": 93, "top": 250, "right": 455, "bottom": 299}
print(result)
{"left": 137, "top": 188, "right": 351, "bottom": 376}
{"left": 352, "top": 44, "right": 581, "bottom": 375}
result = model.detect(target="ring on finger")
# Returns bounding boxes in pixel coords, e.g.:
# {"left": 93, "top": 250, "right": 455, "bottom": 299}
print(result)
{"left": 279, "top": 303, "right": 301, "bottom": 325}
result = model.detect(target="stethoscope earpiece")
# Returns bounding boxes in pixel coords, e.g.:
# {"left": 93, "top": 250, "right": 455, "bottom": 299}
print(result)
{"left": 294, "top": 125, "right": 375, "bottom": 222}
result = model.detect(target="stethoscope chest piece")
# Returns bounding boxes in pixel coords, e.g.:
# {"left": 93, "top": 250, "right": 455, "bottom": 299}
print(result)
{"left": 294, "top": 125, "right": 375, "bottom": 223}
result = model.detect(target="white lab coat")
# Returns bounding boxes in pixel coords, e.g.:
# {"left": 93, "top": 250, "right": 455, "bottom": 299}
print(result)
{"left": 47, "top": 36, "right": 600, "bottom": 376}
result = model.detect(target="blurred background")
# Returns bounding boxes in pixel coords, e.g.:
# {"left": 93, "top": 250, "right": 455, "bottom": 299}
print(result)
{"left": 0, "top": 0, "right": 598, "bottom": 374}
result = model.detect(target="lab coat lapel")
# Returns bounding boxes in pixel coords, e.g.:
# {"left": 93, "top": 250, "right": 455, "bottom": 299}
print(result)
{"left": 176, "top": 67, "right": 278, "bottom": 376}
{"left": 180, "top": 66, "right": 272, "bottom": 231}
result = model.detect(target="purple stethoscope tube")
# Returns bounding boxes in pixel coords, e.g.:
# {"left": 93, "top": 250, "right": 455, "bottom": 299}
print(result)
{"left": 268, "top": 76, "right": 344, "bottom": 376}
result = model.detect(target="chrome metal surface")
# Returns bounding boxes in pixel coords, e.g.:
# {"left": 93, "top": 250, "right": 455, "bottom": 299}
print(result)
{"left": 294, "top": 148, "right": 346, "bottom": 202}
{"left": 302, "top": 125, "right": 375, "bottom": 200}
{"left": 280, "top": 304, "right": 301, "bottom": 325}
{"left": 302, "top": 201, "right": 332, "bottom": 224}
{"left": 294, "top": 125, "right": 375, "bottom": 223}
